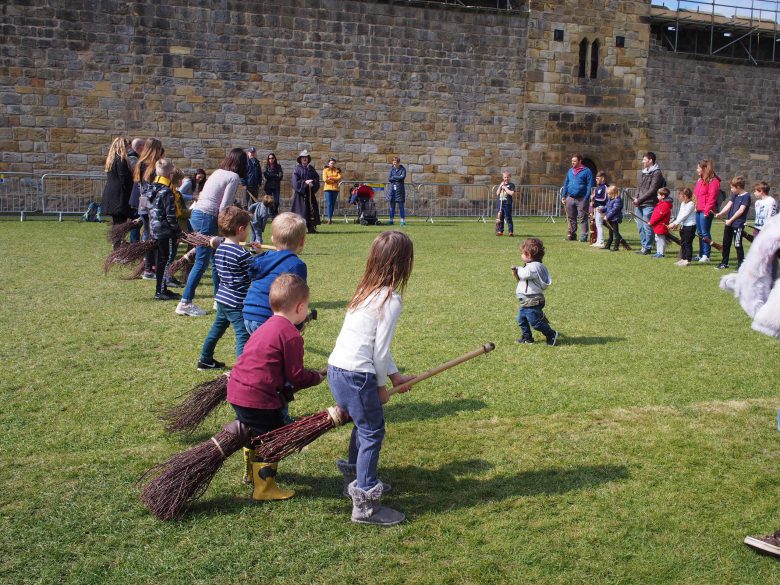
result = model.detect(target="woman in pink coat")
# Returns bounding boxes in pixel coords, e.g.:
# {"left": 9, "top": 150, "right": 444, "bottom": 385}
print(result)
{"left": 693, "top": 159, "right": 720, "bottom": 263}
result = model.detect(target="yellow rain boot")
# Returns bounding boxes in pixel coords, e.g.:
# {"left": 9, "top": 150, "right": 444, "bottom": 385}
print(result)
{"left": 242, "top": 447, "right": 256, "bottom": 485}
{"left": 251, "top": 461, "right": 295, "bottom": 501}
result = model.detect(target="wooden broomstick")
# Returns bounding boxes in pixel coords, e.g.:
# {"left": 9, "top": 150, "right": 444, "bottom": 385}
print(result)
{"left": 602, "top": 218, "right": 632, "bottom": 250}
{"left": 159, "top": 310, "right": 319, "bottom": 434}
{"left": 252, "top": 342, "right": 496, "bottom": 463}
{"left": 495, "top": 188, "right": 505, "bottom": 235}
{"left": 713, "top": 217, "right": 754, "bottom": 243}
{"left": 632, "top": 212, "right": 682, "bottom": 246}
{"left": 140, "top": 343, "right": 495, "bottom": 521}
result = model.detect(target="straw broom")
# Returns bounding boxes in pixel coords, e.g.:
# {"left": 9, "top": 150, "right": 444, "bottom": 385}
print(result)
{"left": 103, "top": 239, "right": 158, "bottom": 274}
{"left": 253, "top": 342, "right": 496, "bottom": 463}
{"left": 602, "top": 218, "right": 631, "bottom": 250}
{"left": 165, "top": 246, "right": 196, "bottom": 280}
{"left": 107, "top": 218, "right": 141, "bottom": 248}
{"left": 139, "top": 343, "right": 495, "bottom": 520}
{"left": 160, "top": 310, "right": 318, "bottom": 434}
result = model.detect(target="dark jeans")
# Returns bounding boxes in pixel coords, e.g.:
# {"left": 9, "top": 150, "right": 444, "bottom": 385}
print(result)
{"left": 680, "top": 225, "right": 696, "bottom": 261}
{"left": 389, "top": 198, "right": 405, "bottom": 222}
{"left": 498, "top": 200, "right": 513, "bottom": 234}
{"left": 605, "top": 221, "right": 623, "bottom": 250}
{"left": 141, "top": 214, "right": 155, "bottom": 271}
{"left": 155, "top": 237, "right": 174, "bottom": 294}
{"left": 264, "top": 187, "right": 280, "bottom": 210}
{"left": 517, "top": 300, "right": 555, "bottom": 341}
{"left": 129, "top": 208, "right": 140, "bottom": 243}
{"left": 328, "top": 365, "right": 384, "bottom": 490}
{"left": 721, "top": 224, "right": 744, "bottom": 266}
{"left": 244, "top": 185, "right": 260, "bottom": 208}
{"left": 230, "top": 404, "right": 285, "bottom": 439}
{"left": 565, "top": 196, "right": 588, "bottom": 238}
{"left": 200, "top": 302, "right": 251, "bottom": 361}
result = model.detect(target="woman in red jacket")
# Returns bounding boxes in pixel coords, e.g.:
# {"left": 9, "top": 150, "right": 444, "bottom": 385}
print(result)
{"left": 649, "top": 187, "right": 673, "bottom": 258}
{"left": 693, "top": 159, "right": 720, "bottom": 263}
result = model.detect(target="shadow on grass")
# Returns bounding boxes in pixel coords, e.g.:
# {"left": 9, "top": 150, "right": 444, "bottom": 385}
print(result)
{"left": 182, "top": 460, "right": 629, "bottom": 520}
{"left": 385, "top": 398, "right": 488, "bottom": 423}
{"left": 561, "top": 335, "right": 625, "bottom": 346}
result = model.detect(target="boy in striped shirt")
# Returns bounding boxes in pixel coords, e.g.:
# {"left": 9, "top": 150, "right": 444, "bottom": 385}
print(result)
{"left": 197, "top": 206, "right": 253, "bottom": 371}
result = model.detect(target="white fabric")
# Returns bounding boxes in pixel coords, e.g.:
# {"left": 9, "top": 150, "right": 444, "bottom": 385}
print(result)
{"left": 191, "top": 169, "right": 240, "bottom": 216}
{"left": 328, "top": 288, "right": 400, "bottom": 387}
{"left": 655, "top": 234, "right": 666, "bottom": 256}
{"left": 594, "top": 208, "right": 605, "bottom": 244}
{"left": 755, "top": 196, "right": 777, "bottom": 228}
{"left": 671, "top": 200, "right": 696, "bottom": 227}
{"left": 720, "top": 213, "right": 780, "bottom": 338}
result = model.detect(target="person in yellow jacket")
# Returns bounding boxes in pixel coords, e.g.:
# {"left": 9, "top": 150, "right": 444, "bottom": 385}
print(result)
{"left": 322, "top": 158, "right": 342, "bottom": 225}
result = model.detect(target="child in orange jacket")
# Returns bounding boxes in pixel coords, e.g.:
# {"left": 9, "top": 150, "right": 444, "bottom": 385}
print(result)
{"left": 649, "top": 187, "right": 673, "bottom": 258}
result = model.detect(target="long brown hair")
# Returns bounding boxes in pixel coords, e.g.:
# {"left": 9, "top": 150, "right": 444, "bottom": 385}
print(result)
{"left": 134, "top": 138, "right": 164, "bottom": 183}
{"left": 697, "top": 159, "right": 715, "bottom": 184}
{"left": 348, "top": 231, "right": 414, "bottom": 310}
{"left": 104, "top": 137, "right": 129, "bottom": 172}
{"left": 220, "top": 148, "right": 248, "bottom": 179}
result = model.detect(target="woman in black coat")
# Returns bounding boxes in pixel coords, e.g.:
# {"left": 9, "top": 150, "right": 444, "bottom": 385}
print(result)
{"left": 101, "top": 137, "right": 134, "bottom": 242}
{"left": 290, "top": 149, "right": 321, "bottom": 233}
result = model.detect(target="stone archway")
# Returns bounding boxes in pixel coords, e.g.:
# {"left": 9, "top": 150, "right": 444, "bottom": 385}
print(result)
{"left": 582, "top": 157, "right": 598, "bottom": 177}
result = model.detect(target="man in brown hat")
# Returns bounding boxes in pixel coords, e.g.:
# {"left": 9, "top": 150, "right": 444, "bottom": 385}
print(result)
{"left": 291, "top": 149, "right": 321, "bottom": 233}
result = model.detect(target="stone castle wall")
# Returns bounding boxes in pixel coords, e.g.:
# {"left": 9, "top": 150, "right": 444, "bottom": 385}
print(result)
{"left": 645, "top": 47, "right": 780, "bottom": 189}
{"left": 1, "top": 0, "right": 779, "bottom": 191}
{"left": 0, "top": 0, "right": 528, "bottom": 184}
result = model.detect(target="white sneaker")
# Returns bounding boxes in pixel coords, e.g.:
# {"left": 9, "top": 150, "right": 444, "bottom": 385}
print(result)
{"left": 176, "top": 302, "right": 206, "bottom": 317}
{"left": 698, "top": 255, "right": 709, "bottom": 263}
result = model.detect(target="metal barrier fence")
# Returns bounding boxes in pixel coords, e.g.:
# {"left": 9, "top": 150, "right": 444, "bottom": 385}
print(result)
{"left": 416, "top": 183, "right": 491, "bottom": 222}
{"left": 40, "top": 173, "right": 106, "bottom": 220}
{"left": 505, "top": 185, "right": 561, "bottom": 221}
{"left": 0, "top": 172, "right": 39, "bottom": 220}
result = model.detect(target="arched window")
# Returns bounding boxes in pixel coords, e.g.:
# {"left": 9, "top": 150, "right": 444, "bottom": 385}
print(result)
{"left": 578, "top": 38, "right": 588, "bottom": 78}
{"left": 590, "top": 39, "right": 600, "bottom": 79}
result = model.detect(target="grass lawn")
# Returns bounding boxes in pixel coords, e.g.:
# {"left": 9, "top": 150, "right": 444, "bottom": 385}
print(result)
{"left": 1, "top": 216, "right": 778, "bottom": 584}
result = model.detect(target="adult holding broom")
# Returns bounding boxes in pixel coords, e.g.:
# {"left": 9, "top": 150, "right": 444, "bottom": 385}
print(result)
{"left": 327, "top": 230, "right": 416, "bottom": 526}
{"left": 291, "top": 149, "right": 321, "bottom": 234}
{"left": 175, "top": 148, "right": 247, "bottom": 318}
{"left": 100, "top": 137, "right": 134, "bottom": 248}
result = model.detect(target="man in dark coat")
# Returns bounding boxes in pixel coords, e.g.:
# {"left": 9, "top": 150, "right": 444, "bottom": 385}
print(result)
{"left": 241, "top": 146, "right": 262, "bottom": 208}
{"left": 632, "top": 151, "right": 666, "bottom": 255}
{"left": 290, "top": 149, "right": 321, "bottom": 233}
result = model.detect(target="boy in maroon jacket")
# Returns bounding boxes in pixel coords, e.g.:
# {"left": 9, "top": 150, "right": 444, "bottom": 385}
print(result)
{"left": 227, "top": 273, "right": 325, "bottom": 501}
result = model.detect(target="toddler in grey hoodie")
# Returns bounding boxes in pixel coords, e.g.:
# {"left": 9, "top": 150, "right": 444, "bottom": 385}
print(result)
{"left": 512, "top": 238, "right": 559, "bottom": 346}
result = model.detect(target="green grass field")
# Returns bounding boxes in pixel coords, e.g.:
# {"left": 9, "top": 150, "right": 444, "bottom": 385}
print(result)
{"left": 1, "top": 217, "right": 778, "bottom": 584}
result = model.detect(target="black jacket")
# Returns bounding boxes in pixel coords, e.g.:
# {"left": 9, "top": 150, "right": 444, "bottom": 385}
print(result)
{"left": 146, "top": 181, "right": 180, "bottom": 240}
{"left": 101, "top": 155, "right": 133, "bottom": 216}
{"left": 636, "top": 168, "right": 666, "bottom": 208}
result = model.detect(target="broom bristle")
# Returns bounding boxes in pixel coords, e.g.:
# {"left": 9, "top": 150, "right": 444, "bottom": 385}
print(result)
{"left": 160, "top": 374, "right": 229, "bottom": 433}
{"left": 253, "top": 409, "right": 348, "bottom": 463}
{"left": 166, "top": 248, "right": 196, "bottom": 279}
{"left": 124, "top": 260, "right": 146, "bottom": 280}
{"left": 139, "top": 429, "right": 243, "bottom": 521}
{"left": 181, "top": 232, "right": 215, "bottom": 248}
{"left": 107, "top": 220, "right": 139, "bottom": 247}
{"left": 103, "top": 240, "right": 158, "bottom": 274}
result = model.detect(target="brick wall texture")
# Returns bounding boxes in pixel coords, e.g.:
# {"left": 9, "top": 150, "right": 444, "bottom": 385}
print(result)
{"left": 0, "top": 0, "right": 778, "bottom": 189}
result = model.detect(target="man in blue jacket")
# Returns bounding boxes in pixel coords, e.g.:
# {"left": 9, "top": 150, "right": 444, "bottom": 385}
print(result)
{"left": 241, "top": 146, "right": 262, "bottom": 208}
{"left": 561, "top": 153, "right": 594, "bottom": 241}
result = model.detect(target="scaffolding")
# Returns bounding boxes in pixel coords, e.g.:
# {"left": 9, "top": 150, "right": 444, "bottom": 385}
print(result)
{"left": 651, "top": 1, "right": 780, "bottom": 64}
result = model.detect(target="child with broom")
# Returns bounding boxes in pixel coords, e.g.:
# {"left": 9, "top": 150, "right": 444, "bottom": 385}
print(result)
{"left": 146, "top": 158, "right": 182, "bottom": 301}
{"left": 196, "top": 206, "right": 253, "bottom": 371}
{"left": 227, "top": 273, "right": 325, "bottom": 500}
{"left": 327, "top": 230, "right": 416, "bottom": 526}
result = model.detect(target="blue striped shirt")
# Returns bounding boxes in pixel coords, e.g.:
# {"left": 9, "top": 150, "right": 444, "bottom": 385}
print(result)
{"left": 214, "top": 242, "right": 252, "bottom": 308}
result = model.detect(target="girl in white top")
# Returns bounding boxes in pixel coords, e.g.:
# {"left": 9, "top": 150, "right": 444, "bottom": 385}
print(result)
{"left": 669, "top": 187, "right": 697, "bottom": 266}
{"left": 328, "top": 231, "right": 415, "bottom": 526}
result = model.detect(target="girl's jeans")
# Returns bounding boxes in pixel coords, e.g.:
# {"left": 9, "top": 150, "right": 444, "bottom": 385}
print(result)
{"left": 696, "top": 211, "right": 714, "bottom": 257}
{"left": 325, "top": 190, "right": 338, "bottom": 221}
{"left": 182, "top": 209, "right": 218, "bottom": 303}
{"left": 328, "top": 365, "right": 385, "bottom": 490}
{"left": 200, "top": 302, "right": 251, "bottom": 361}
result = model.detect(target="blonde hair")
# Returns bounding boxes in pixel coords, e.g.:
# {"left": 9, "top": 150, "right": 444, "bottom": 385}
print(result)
{"left": 606, "top": 185, "right": 620, "bottom": 199}
{"left": 269, "top": 274, "right": 309, "bottom": 312}
{"left": 155, "top": 158, "right": 174, "bottom": 177}
{"left": 271, "top": 212, "right": 307, "bottom": 250}
{"left": 134, "top": 138, "right": 164, "bottom": 183}
{"left": 104, "top": 137, "right": 129, "bottom": 172}
{"left": 349, "top": 231, "right": 413, "bottom": 311}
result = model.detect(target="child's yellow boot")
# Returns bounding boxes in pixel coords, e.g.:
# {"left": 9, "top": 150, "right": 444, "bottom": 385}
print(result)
{"left": 242, "top": 447, "right": 256, "bottom": 485}
{"left": 251, "top": 461, "right": 295, "bottom": 501}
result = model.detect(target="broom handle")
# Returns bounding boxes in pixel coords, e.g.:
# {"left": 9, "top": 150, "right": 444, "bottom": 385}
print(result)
{"left": 388, "top": 342, "right": 495, "bottom": 396}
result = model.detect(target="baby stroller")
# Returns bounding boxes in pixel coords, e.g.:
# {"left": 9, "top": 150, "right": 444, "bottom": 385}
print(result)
{"left": 349, "top": 183, "right": 381, "bottom": 225}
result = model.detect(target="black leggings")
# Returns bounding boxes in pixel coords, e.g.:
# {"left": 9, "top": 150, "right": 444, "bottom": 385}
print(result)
{"left": 230, "top": 404, "right": 285, "bottom": 436}
{"left": 721, "top": 224, "right": 744, "bottom": 266}
{"left": 679, "top": 225, "right": 696, "bottom": 261}
{"left": 155, "top": 237, "right": 175, "bottom": 294}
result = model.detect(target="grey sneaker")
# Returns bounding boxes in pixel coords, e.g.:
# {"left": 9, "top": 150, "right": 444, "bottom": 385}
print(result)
{"left": 348, "top": 481, "right": 405, "bottom": 526}
{"left": 175, "top": 301, "right": 206, "bottom": 317}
